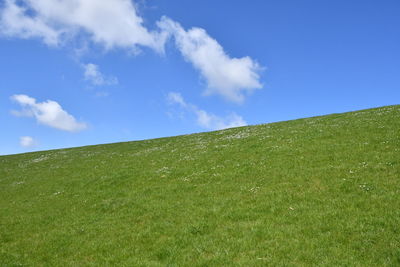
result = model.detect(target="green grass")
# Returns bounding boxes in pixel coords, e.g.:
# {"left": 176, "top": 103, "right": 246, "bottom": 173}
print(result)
{"left": 1, "top": 105, "right": 399, "bottom": 266}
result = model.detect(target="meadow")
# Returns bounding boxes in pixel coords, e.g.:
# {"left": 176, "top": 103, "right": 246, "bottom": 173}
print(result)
{"left": 1, "top": 105, "right": 399, "bottom": 266}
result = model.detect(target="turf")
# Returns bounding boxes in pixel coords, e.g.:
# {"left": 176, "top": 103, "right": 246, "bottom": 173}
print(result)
{"left": 1, "top": 105, "right": 399, "bottom": 266}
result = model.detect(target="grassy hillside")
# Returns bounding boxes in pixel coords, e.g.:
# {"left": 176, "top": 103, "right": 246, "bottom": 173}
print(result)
{"left": 1, "top": 105, "right": 399, "bottom": 266}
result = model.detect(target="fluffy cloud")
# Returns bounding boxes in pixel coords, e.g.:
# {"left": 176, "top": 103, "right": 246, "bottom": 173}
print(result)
{"left": 0, "top": 0, "right": 61, "bottom": 45}
{"left": 11, "top": 94, "right": 87, "bottom": 132}
{"left": 0, "top": 0, "right": 167, "bottom": 52}
{"left": 1, "top": 1, "right": 263, "bottom": 103}
{"left": 167, "top": 92, "right": 247, "bottom": 130}
{"left": 83, "top": 63, "right": 118, "bottom": 86}
{"left": 159, "top": 17, "right": 262, "bottom": 103}
{"left": 19, "top": 136, "right": 36, "bottom": 148}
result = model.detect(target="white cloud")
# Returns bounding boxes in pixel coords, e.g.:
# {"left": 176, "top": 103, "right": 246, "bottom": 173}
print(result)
{"left": 11, "top": 94, "right": 87, "bottom": 132}
{"left": 83, "top": 63, "right": 118, "bottom": 86}
{"left": 0, "top": 0, "right": 167, "bottom": 52}
{"left": 194, "top": 110, "right": 246, "bottom": 130}
{"left": 159, "top": 17, "right": 262, "bottom": 103}
{"left": 167, "top": 92, "right": 247, "bottom": 130}
{"left": 1, "top": 1, "right": 263, "bottom": 103}
{"left": 167, "top": 91, "right": 187, "bottom": 107}
{"left": 19, "top": 136, "right": 36, "bottom": 148}
{"left": 0, "top": 0, "right": 61, "bottom": 45}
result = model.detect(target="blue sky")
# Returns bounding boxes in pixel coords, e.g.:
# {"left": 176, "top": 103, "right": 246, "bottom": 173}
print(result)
{"left": 1, "top": 0, "right": 399, "bottom": 155}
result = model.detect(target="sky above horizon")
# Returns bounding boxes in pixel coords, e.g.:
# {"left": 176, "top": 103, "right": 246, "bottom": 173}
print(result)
{"left": 1, "top": 0, "right": 399, "bottom": 155}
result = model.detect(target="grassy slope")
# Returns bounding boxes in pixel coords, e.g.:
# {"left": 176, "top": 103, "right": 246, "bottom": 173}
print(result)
{"left": 0, "top": 105, "right": 399, "bottom": 266}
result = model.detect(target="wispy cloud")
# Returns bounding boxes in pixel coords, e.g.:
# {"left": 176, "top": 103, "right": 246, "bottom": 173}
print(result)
{"left": 11, "top": 94, "right": 87, "bottom": 132}
{"left": 82, "top": 63, "right": 118, "bottom": 86}
{"left": 19, "top": 136, "right": 37, "bottom": 148}
{"left": 167, "top": 92, "right": 247, "bottom": 130}
{"left": 159, "top": 17, "right": 262, "bottom": 103}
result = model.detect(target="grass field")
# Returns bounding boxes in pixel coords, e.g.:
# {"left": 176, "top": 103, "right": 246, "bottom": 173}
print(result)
{"left": 1, "top": 105, "right": 399, "bottom": 266}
